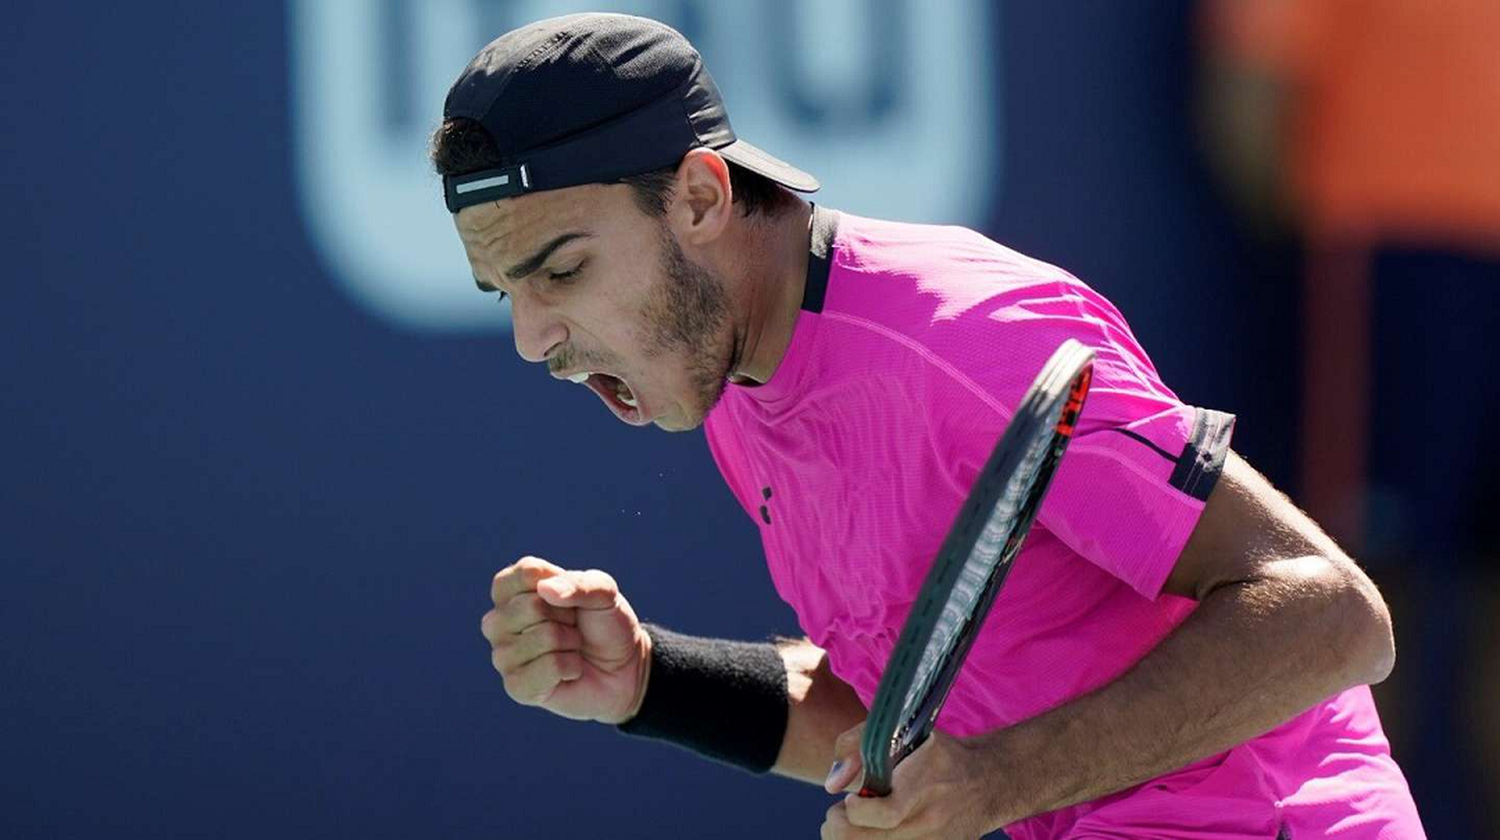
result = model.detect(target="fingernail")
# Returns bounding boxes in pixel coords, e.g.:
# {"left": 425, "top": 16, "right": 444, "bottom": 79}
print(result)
{"left": 824, "top": 760, "right": 845, "bottom": 792}
{"left": 549, "top": 579, "right": 576, "bottom": 598}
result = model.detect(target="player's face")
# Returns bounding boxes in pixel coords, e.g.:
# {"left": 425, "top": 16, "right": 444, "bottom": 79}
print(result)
{"left": 455, "top": 183, "right": 736, "bottom": 432}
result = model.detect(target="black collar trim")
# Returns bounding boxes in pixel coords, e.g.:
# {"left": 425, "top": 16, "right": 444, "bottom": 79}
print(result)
{"left": 801, "top": 205, "right": 839, "bottom": 313}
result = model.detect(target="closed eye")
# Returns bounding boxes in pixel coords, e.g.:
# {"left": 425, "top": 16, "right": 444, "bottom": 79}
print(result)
{"left": 547, "top": 260, "right": 586, "bottom": 283}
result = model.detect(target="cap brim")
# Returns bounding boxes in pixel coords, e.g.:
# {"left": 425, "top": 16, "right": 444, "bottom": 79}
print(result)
{"left": 718, "top": 139, "right": 820, "bottom": 193}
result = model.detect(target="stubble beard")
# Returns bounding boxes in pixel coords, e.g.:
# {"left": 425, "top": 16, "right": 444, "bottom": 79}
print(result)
{"left": 639, "top": 227, "right": 736, "bottom": 429}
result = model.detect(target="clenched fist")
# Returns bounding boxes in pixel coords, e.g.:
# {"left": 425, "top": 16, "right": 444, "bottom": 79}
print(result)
{"left": 481, "top": 556, "right": 652, "bottom": 724}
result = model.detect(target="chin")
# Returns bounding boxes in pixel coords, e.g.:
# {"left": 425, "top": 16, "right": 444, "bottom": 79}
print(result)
{"left": 653, "top": 414, "right": 701, "bottom": 433}
{"left": 651, "top": 369, "right": 727, "bottom": 433}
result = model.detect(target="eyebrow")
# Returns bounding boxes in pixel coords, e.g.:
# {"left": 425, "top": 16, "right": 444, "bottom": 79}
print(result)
{"left": 503, "top": 232, "right": 594, "bottom": 281}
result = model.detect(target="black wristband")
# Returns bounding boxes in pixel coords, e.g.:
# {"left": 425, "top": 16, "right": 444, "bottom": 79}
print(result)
{"left": 616, "top": 624, "right": 789, "bottom": 774}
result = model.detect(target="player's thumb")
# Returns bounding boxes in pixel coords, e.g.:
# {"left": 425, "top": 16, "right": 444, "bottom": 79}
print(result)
{"left": 535, "top": 569, "right": 621, "bottom": 610}
{"left": 825, "top": 724, "right": 866, "bottom": 793}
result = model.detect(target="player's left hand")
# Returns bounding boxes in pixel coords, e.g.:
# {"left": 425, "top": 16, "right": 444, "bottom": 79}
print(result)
{"left": 820, "top": 722, "right": 998, "bottom": 839}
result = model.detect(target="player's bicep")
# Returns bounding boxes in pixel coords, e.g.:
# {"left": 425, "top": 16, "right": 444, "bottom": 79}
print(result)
{"left": 1161, "top": 450, "right": 1342, "bottom": 601}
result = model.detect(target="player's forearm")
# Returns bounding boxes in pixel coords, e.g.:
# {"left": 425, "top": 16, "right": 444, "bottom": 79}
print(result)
{"left": 974, "top": 555, "right": 1394, "bottom": 826}
{"left": 772, "top": 638, "right": 868, "bottom": 784}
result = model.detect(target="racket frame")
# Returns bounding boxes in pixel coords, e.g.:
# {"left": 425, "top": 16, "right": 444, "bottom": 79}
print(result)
{"left": 857, "top": 339, "right": 1095, "bottom": 797}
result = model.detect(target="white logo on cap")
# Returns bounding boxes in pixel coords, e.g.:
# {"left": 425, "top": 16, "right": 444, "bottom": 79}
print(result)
{"left": 455, "top": 174, "right": 509, "bottom": 194}
{"left": 291, "top": 0, "right": 1000, "bottom": 332}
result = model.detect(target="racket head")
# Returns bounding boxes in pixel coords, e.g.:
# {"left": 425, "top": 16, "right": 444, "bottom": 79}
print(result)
{"left": 857, "top": 339, "right": 1095, "bottom": 797}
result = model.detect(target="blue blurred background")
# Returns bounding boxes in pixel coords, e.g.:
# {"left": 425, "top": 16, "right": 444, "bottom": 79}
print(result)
{"left": 4, "top": 1, "right": 1495, "bottom": 837}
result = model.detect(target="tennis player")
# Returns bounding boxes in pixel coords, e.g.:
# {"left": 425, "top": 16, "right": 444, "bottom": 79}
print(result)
{"left": 452, "top": 14, "right": 1424, "bottom": 838}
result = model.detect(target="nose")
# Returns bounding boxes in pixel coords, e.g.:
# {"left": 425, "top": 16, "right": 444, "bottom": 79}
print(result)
{"left": 508, "top": 293, "right": 567, "bottom": 364}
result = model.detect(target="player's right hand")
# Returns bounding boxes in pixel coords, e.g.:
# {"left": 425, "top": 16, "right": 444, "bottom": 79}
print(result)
{"left": 481, "top": 556, "right": 652, "bottom": 724}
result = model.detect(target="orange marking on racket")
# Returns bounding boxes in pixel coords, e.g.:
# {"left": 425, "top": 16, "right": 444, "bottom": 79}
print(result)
{"left": 1055, "top": 368, "right": 1092, "bottom": 436}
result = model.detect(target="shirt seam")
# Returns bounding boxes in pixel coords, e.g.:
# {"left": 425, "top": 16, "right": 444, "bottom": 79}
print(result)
{"left": 820, "top": 311, "right": 1016, "bottom": 425}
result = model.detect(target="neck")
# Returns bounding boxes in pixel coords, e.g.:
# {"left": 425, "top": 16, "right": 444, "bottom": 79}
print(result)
{"left": 724, "top": 200, "right": 814, "bottom": 386}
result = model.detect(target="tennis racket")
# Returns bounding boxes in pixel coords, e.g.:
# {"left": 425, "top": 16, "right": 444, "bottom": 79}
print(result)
{"left": 858, "top": 338, "right": 1095, "bottom": 797}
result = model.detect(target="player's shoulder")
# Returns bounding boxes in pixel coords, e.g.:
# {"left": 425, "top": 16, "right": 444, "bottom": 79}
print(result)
{"left": 820, "top": 212, "right": 1153, "bottom": 418}
{"left": 830, "top": 211, "right": 1052, "bottom": 278}
{"left": 822, "top": 211, "right": 1091, "bottom": 360}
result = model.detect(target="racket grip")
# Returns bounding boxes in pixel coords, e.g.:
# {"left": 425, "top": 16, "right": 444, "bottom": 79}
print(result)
{"left": 857, "top": 783, "right": 890, "bottom": 798}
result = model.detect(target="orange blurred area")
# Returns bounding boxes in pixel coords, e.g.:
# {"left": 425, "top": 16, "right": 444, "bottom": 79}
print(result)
{"left": 1202, "top": 0, "right": 1500, "bottom": 250}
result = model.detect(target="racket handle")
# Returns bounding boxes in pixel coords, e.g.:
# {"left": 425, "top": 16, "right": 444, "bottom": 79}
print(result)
{"left": 857, "top": 782, "right": 890, "bottom": 798}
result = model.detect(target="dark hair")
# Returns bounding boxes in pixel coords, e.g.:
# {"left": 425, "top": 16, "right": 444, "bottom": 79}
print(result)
{"left": 430, "top": 117, "right": 795, "bottom": 218}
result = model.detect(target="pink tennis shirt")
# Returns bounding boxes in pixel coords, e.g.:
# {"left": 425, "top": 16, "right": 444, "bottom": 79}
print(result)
{"left": 703, "top": 208, "right": 1422, "bottom": 838}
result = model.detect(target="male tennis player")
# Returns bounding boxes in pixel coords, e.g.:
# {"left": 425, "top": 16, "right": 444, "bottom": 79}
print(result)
{"left": 450, "top": 14, "right": 1424, "bottom": 838}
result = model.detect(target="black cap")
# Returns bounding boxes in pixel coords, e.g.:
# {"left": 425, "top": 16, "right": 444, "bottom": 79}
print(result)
{"left": 441, "top": 13, "right": 819, "bottom": 213}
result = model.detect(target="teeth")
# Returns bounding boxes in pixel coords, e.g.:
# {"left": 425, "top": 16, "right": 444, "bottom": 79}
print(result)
{"left": 567, "top": 372, "right": 591, "bottom": 384}
{"left": 615, "top": 379, "right": 638, "bottom": 408}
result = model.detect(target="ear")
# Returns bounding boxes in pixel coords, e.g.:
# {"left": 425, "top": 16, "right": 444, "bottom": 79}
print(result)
{"left": 668, "top": 148, "right": 734, "bottom": 246}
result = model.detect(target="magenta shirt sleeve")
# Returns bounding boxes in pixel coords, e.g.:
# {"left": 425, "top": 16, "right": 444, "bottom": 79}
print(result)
{"left": 921, "top": 279, "right": 1235, "bottom": 600}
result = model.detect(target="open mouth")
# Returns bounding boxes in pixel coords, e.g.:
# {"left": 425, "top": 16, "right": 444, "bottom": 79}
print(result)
{"left": 582, "top": 372, "right": 649, "bottom": 426}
